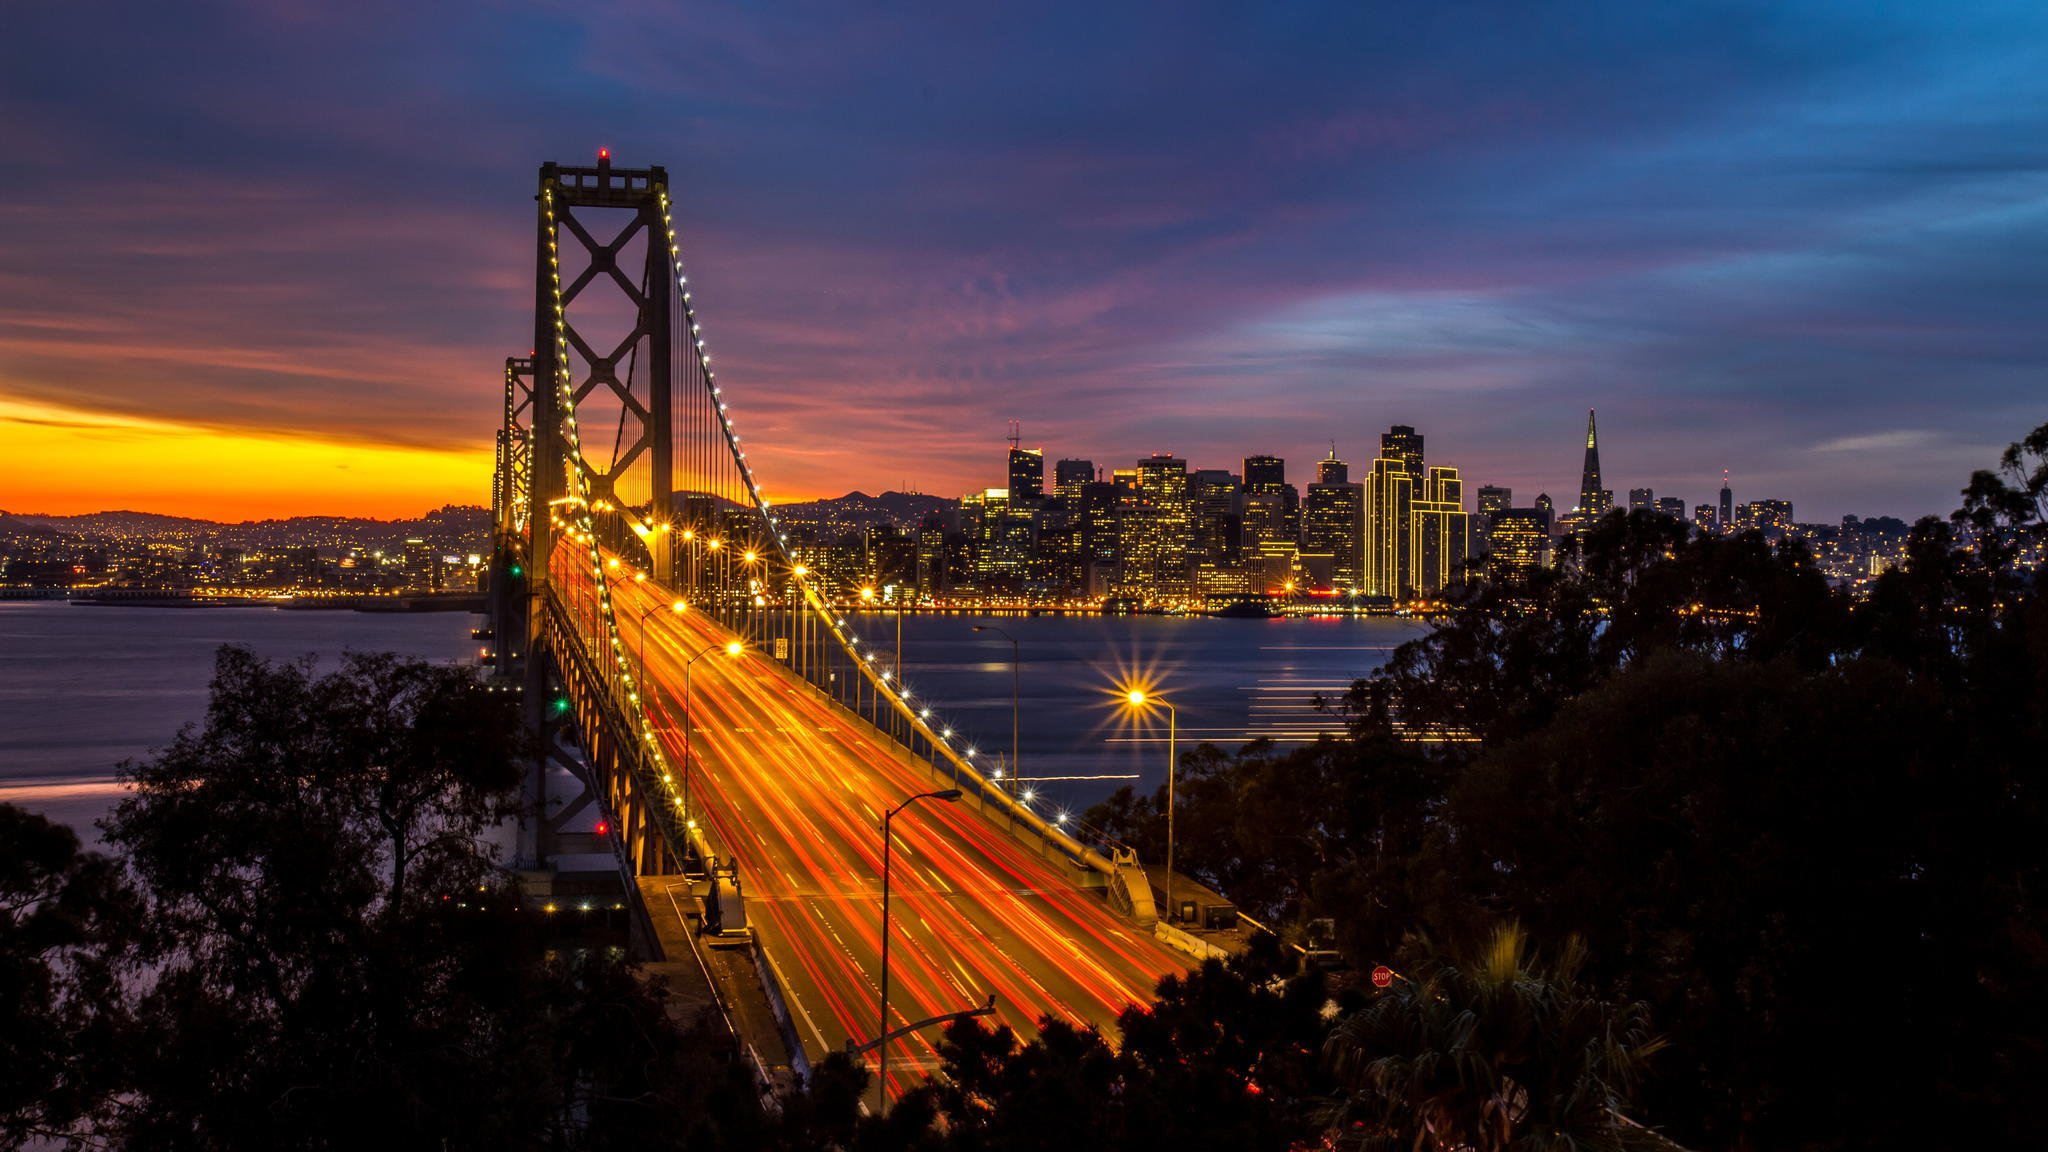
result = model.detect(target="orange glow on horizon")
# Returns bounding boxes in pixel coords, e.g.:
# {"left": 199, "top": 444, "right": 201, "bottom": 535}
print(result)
{"left": 0, "top": 396, "right": 488, "bottom": 521}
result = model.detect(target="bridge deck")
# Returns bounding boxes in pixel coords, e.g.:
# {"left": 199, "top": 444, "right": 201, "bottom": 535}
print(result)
{"left": 588, "top": 570, "right": 1192, "bottom": 1100}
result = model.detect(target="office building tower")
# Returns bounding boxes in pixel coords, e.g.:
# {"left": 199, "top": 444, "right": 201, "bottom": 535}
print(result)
{"left": 1719, "top": 471, "right": 1733, "bottom": 533}
{"left": 1191, "top": 469, "right": 1246, "bottom": 596}
{"left": 1381, "top": 426, "right": 1425, "bottom": 482}
{"left": 1364, "top": 447, "right": 1415, "bottom": 598}
{"left": 1629, "top": 487, "right": 1655, "bottom": 513}
{"left": 1119, "top": 454, "right": 1192, "bottom": 596}
{"left": 1655, "top": 497, "right": 1685, "bottom": 520}
{"left": 1746, "top": 499, "right": 1793, "bottom": 534}
{"left": 1412, "top": 466, "right": 1469, "bottom": 594}
{"left": 1241, "top": 454, "right": 1299, "bottom": 558}
{"left": 1488, "top": 506, "right": 1552, "bottom": 575}
{"left": 1303, "top": 450, "right": 1363, "bottom": 591}
{"left": 1577, "top": 410, "right": 1612, "bottom": 519}
{"left": 1077, "top": 479, "right": 1121, "bottom": 595}
{"left": 1315, "top": 445, "right": 1349, "bottom": 486}
{"left": 1475, "top": 485, "right": 1512, "bottom": 556}
{"left": 1007, "top": 445, "right": 1044, "bottom": 503}
{"left": 1053, "top": 458, "right": 1095, "bottom": 500}
{"left": 1243, "top": 455, "right": 1287, "bottom": 495}
{"left": 963, "top": 488, "right": 1035, "bottom": 590}
{"left": 1694, "top": 504, "right": 1718, "bottom": 534}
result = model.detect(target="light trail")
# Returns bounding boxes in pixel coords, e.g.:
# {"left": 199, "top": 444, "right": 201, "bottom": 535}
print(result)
{"left": 564, "top": 549, "right": 1192, "bottom": 1098}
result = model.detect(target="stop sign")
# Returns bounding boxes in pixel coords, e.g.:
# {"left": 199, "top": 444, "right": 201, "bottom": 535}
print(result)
{"left": 1371, "top": 965, "right": 1394, "bottom": 988}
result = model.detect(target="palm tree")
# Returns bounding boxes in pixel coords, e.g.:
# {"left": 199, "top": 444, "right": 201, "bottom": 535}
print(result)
{"left": 1324, "top": 923, "right": 1685, "bottom": 1152}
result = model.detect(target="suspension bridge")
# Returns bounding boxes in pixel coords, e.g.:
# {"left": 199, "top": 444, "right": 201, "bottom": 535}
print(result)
{"left": 483, "top": 154, "right": 1193, "bottom": 1100}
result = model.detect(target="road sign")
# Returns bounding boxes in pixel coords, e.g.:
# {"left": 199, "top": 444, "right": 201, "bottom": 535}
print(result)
{"left": 774, "top": 637, "right": 789, "bottom": 660}
{"left": 1371, "top": 965, "right": 1394, "bottom": 989}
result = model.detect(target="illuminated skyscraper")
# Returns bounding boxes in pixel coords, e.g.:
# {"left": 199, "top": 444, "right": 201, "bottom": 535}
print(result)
{"left": 1364, "top": 447, "right": 1414, "bottom": 598}
{"left": 1576, "top": 410, "right": 1612, "bottom": 525}
{"left": 1008, "top": 446, "right": 1044, "bottom": 502}
{"left": 1488, "top": 506, "right": 1551, "bottom": 575}
{"left": 1719, "top": 471, "right": 1733, "bottom": 533}
{"left": 1053, "top": 458, "right": 1095, "bottom": 499}
{"left": 1241, "top": 455, "right": 1298, "bottom": 558}
{"left": 1475, "top": 485, "right": 1512, "bottom": 556}
{"left": 1628, "top": 487, "right": 1655, "bottom": 512}
{"left": 1119, "top": 454, "right": 1191, "bottom": 596}
{"left": 1303, "top": 446, "right": 1362, "bottom": 590}
{"left": 1315, "top": 444, "right": 1349, "bottom": 485}
{"left": 1655, "top": 497, "right": 1686, "bottom": 520}
{"left": 1411, "top": 466, "right": 1468, "bottom": 594}
{"left": 1381, "top": 426, "right": 1424, "bottom": 482}
{"left": 1191, "top": 469, "right": 1245, "bottom": 596}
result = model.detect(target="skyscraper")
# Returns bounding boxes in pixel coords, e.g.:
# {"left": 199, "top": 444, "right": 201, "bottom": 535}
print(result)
{"left": 1303, "top": 446, "right": 1363, "bottom": 591}
{"left": 1364, "top": 443, "right": 1415, "bottom": 598}
{"left": 1577, "top": 410, "right": 1612, "bottom": 520}
{"left": 1411, "top": 466, "right": 1469, "bottom": 594}
{"left": 1053, "top": 458, "right": 1095, "bottom": 499}
{"left": 1718, "top": 470, "right": 1733, "bottom": 533}
{"left": 1191, "top": 469, "right": 1245, "bottom": 596}
{"left": 1007, "top": 445, "right": 1044, "bottom": 503}
{"left": 1120, "top": 454, "right": 1192, "bottom": 597}
{"left": 1628, "top": 487, "right": 1655, "bottom": 512}
{"left": 1315, "top": 444, "right": 1349, "bottom": 485}
{"left": 1655, "top": 496, "right": 1685, "bottom": 520}
{"left": 1475, "top": 485, "right": 1512, "bottom": 556}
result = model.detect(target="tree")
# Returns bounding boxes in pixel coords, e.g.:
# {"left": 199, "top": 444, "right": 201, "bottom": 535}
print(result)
{"left": 100, "top": 646, "right": 754, "bottom": 1150}
{"left": 1325, "top": 924, "right": 1680, "bottom": 1152}
{"left": 875, "top": 940, "right": 1338, "bottom": 1152}
{"left": 0, "top": 803, "right": 137, "bottom": 1148}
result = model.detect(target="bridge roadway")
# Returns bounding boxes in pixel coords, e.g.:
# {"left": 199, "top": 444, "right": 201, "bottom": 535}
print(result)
{"left": 566, "top": 561, "right": 1191, "bottom": 1098}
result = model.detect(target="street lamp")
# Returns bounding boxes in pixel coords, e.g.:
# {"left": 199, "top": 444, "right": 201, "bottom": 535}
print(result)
{"left": 1123, "top": 688, "right": 1178, "bottom": 924}
{"left": 682, "top": 639, "right": 746, "bottom": 826}
{"left": 878, "top": 787, "right": 962, "bottom": 1109}
{"left": 634, "top": 598, "right": 687, "bottom": 681}
{"left": 971, "top": 625, "right": 1019, "bottom": 794}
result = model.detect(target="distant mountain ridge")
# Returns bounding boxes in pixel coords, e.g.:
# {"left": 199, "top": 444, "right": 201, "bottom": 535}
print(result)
{"left": 0, "top": 505, "right": 488, "bottom": 532}
{"left": 768, "top": 491, "right": 954, "bottom": 538}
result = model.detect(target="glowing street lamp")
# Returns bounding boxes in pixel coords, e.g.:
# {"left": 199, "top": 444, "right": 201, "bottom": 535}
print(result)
{"left": 1122, "top": 687, "right": 1179, "bottom": 924}
{"left": 634, "top": 597, "right": 687, "bottom": 682}
{"left": 682, "top": 639, "right": 747, "bottom": 824}
{"left": 877, "top": 787, "right": 962, "bottom": 1110}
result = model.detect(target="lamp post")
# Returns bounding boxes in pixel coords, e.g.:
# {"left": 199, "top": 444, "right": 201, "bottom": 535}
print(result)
{"left": 971, "top": 625, "right": 1020, "bottom": 796}
{"left": 635, "top": 597, "right": 687, "bottom": 682}
{"left": 682, "top": 639, "right": 746, "bottom": 825}
{"left": 1124, "top": 689, "right": 1177, "bottom": 923}
{"left": 878, "top": 787, "right": 962, "bottom": 1110}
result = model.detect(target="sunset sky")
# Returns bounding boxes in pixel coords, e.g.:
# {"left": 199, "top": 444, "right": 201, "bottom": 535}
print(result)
{"left": 4, "top": 1, "right": 2045, "bottom": 522}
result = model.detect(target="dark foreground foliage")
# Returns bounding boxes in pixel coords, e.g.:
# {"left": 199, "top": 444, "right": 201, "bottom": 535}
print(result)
{"left": 1091, "top": 420, "right": 2048, "bottom": 1151}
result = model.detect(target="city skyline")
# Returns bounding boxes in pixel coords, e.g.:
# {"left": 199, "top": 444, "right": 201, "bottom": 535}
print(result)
{"left": 6, "top": 3, "right": 2047, "bottom": 522}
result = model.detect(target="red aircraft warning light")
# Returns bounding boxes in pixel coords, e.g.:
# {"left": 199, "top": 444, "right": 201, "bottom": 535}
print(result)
{"left": 594, "top": 819, "right": 610, "bottom": 836}
{"left": 597, "top": 147, "right": 610, "bottom": 162}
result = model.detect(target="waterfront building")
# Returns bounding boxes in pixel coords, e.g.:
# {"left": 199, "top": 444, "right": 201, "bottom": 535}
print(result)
{"left": 1411, "top": 466, "right": 1469, "bottom": 594}
{"left": 1364, "top": 445, "right": 1415, "bottom": 598}
{"left": 1303, "top": 447, "right": 1363, "bottom": 590}
{"left": 1119, "top": 454, "right": 1192, "bottom": 597}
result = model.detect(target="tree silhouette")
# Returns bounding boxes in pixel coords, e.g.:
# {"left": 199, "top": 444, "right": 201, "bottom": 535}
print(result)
{"left": 1325, "top": 924, "right": 1681, "bottom": 1152}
